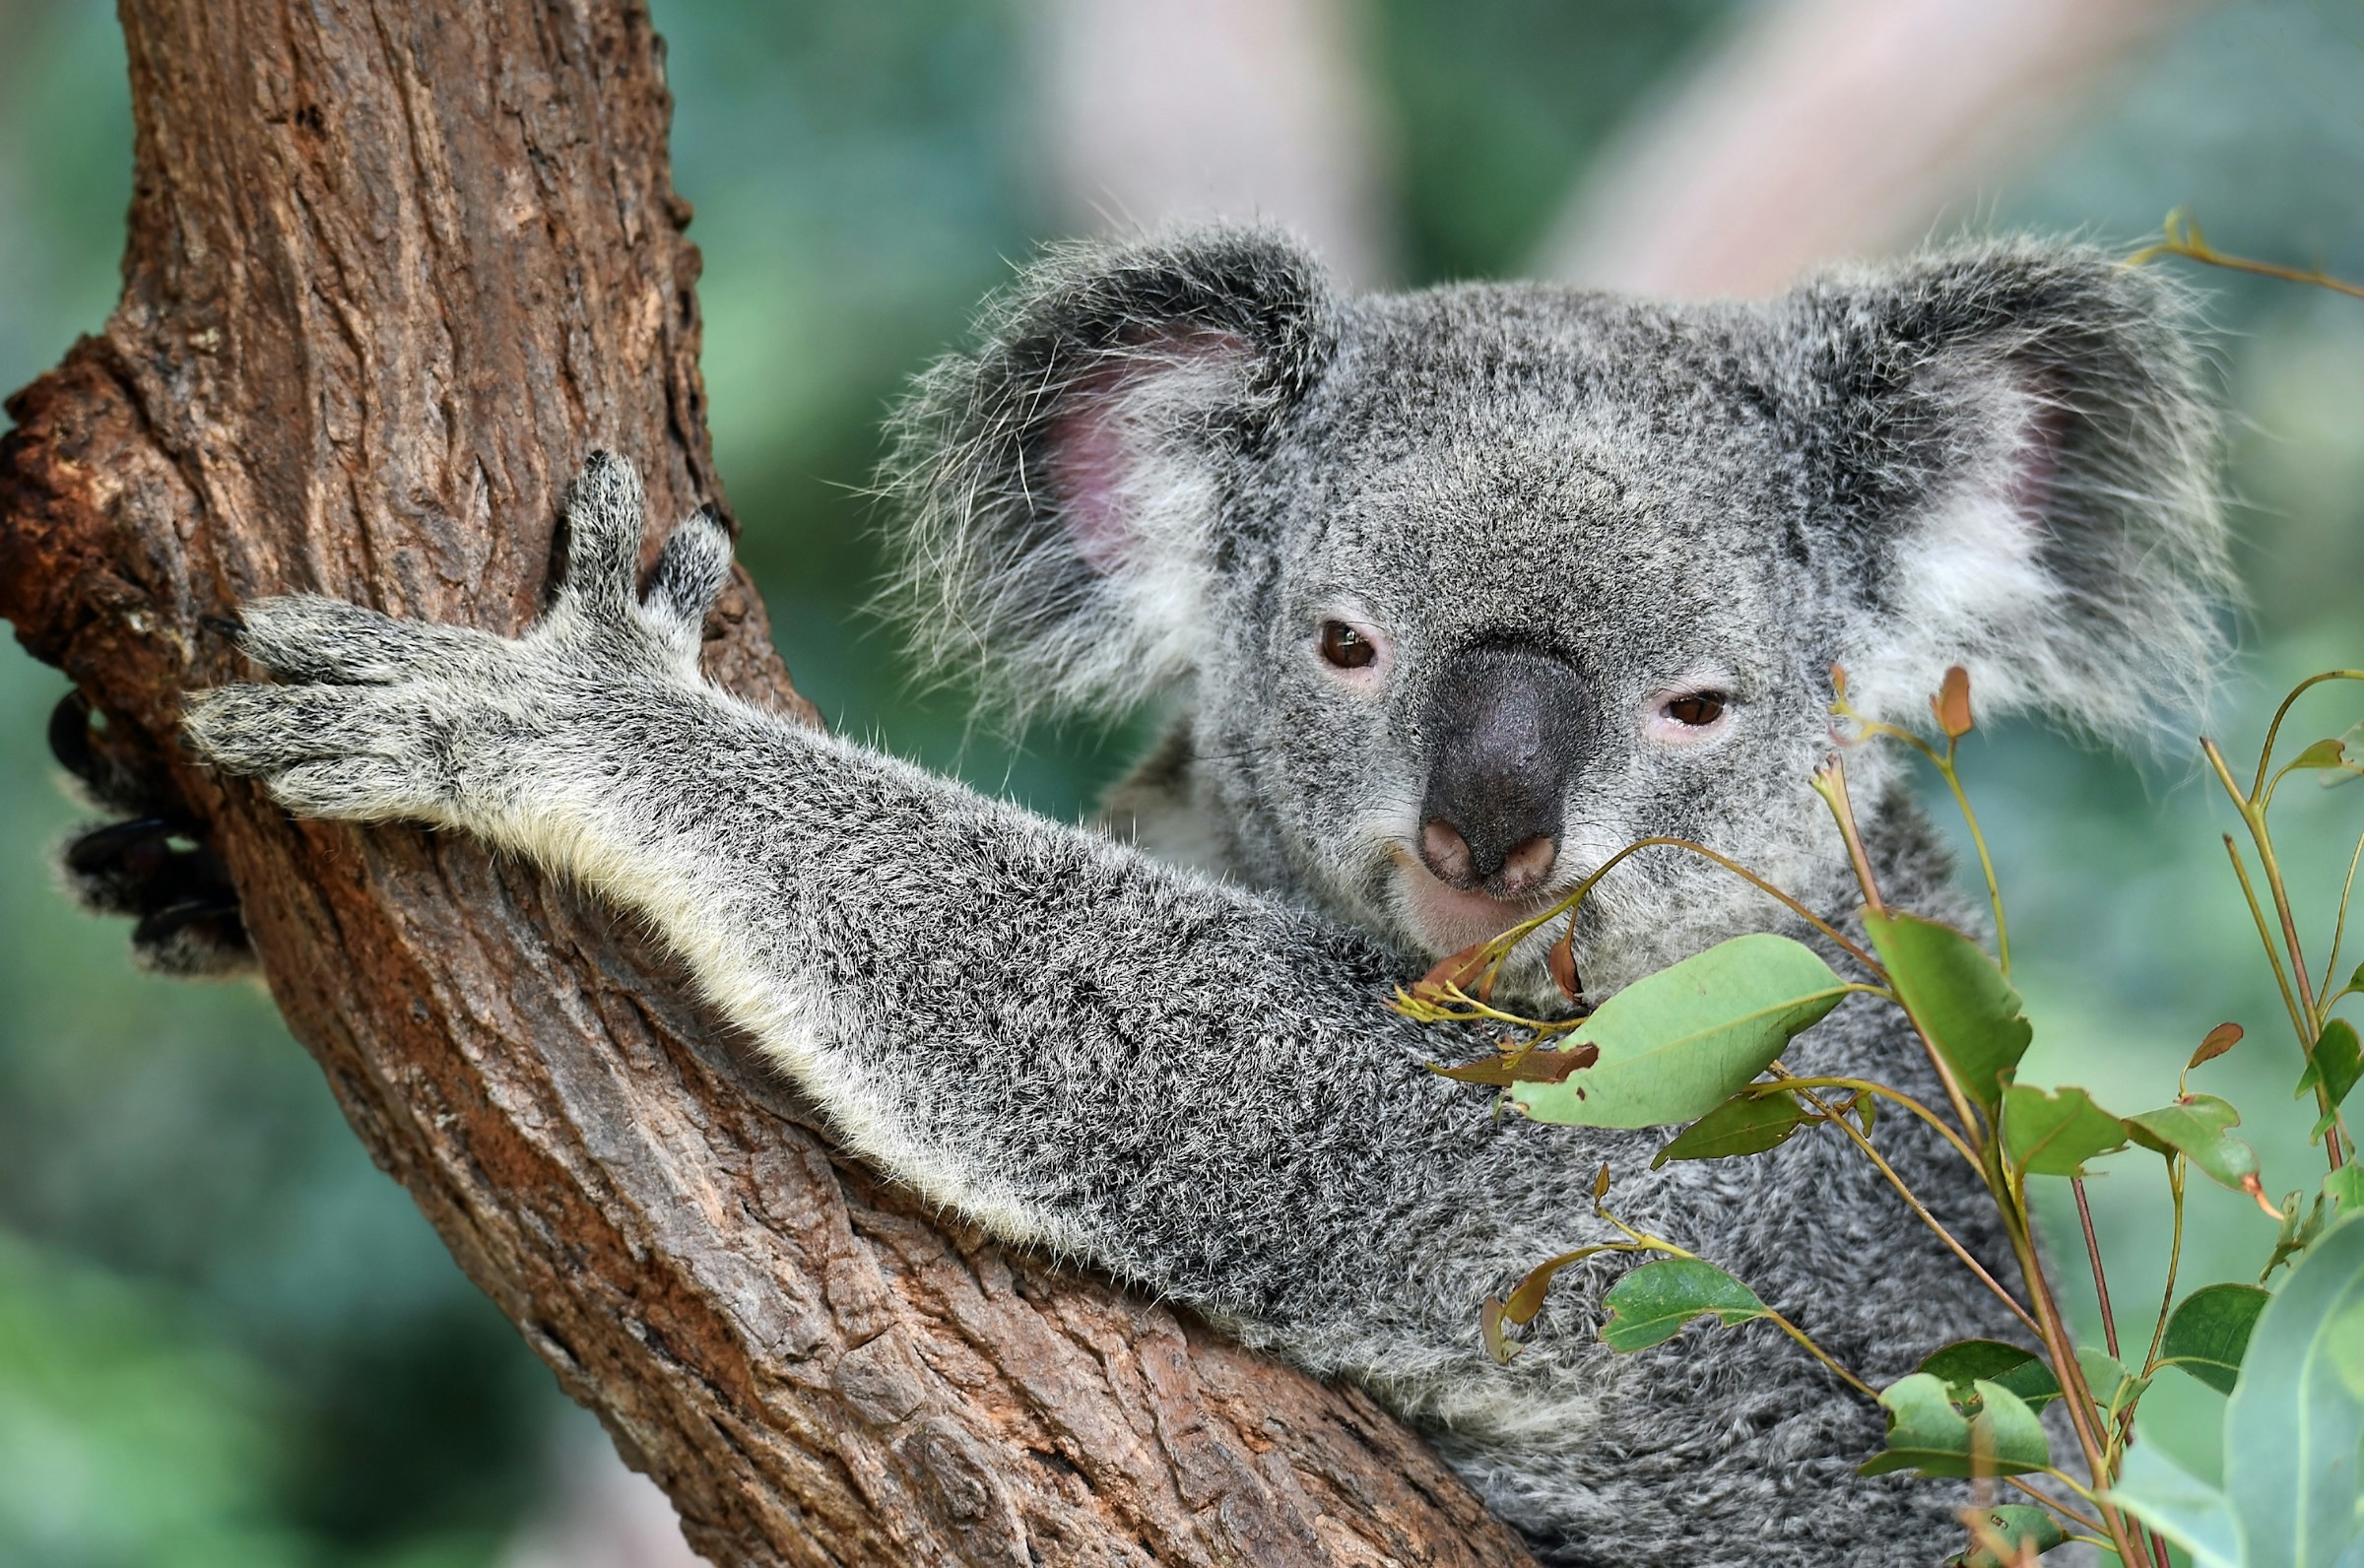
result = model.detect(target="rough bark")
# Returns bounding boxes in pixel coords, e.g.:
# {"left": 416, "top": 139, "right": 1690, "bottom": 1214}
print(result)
{"left": 0, "top": 3, "right": 1535, "bottom": 1565}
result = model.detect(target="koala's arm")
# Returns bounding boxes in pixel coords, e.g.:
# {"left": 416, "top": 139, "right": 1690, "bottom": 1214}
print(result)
{"left": 183, "top": 456, "right": 1597, "bottom": 1339}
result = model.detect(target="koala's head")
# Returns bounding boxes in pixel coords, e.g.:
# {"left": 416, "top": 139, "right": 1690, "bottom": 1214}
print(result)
{"left": 883, "top": 229, "right": 2227, "bottom": 992}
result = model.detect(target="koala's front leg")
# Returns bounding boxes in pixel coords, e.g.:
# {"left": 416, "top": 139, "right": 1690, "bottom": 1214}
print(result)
{"left": 187, "top": 456, "right": 1554, "bottom": 1332}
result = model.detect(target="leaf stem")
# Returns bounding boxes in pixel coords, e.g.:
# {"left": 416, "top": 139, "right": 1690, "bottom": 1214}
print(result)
{"left": 2219, "top": 833, "right": 2314, "bottom": 1061}
{"left": 2130, "top": 213, "right": 2364, "bottom": 302}
{"left": 2071, "top": 1177, "right": 2120, "bottom": 1360}
{"left": 1765, "top": 1074, "right": 1981, "bottom": 1170}
{"left": 2003, "top": 1475, "right": 2103, "bottom": 1535}
{"left": 2207, "top": 730, "right": 2345, "bottom": 1172}
{"left": 1758, "top": 1307, "right": 1879, "bottom": 1400}
{"left": 1811, "top": 759, "right": 1986, "bottom": 1148}
{"left": 2001, "top": 1204, "right": 2152, "bottom": 1567}
{"left": 2138, "top": 1159, "right": 2187, "bottom": 1382}
{"left": 1490, "top": 835, "right": 1889, "bottom": 981}
{"left": 2243, "top": 671, "right": 2364, "bottom": 801}
{"left": 2321, "top": 828, "right": 2364, "bottom": 1007}
{"left": 1784, "top": 1080, "right": 2040, "bottom": 1337}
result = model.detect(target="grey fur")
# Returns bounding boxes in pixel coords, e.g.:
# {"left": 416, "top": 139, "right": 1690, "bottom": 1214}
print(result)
{"left": 183, "top": 229, "right": 2227, "bottom": 1566}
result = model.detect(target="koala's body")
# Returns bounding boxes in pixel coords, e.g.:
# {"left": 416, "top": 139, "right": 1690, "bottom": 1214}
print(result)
{"left": 179, "top": 230, "right": 2226, "bottom": 1566}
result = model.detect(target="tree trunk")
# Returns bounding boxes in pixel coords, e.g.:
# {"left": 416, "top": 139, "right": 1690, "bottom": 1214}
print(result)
{"left": 0, "top": 3, "right": 1535, "bottom": 1564}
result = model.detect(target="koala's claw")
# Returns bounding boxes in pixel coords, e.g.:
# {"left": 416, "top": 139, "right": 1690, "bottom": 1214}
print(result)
{"left": 50, "top": 691, "right": 254, "bottom": 975}
{"left": 185, "top": 454, "right": 733, "bottom": 830}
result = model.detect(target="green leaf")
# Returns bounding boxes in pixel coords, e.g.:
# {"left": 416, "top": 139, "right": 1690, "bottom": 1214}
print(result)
{"left": 2326, "top": 1165, "right": 2364, "bottom": 1216}
{"left": 2291, "top": 738, "right": 2352, "bottom": 770}
{"left": 1651, "top": 1088, "right": 1814, "bottom": 1167}
{"left": 1598, "top": 1259, "right": 1768, "bottom": 1352}
{"left": 1858, "top": 1374, "right": 2050, "bottom": 1478}
{"left": 2109, "top": 1438, "right": 2241, "bottom": 1568}
{"left": 2296, "top": 1018, "right": 2363, "bottom": 1112}
{"left": 2157, "top": 1282, "right": 2270, "bottom": 1395}
{"left": 1863, "top": 911, "right": 2030, "bottom": 1111}
{"left": 1916, "top": 1339, "right": 2063, "bottom": 1412}
{"left": 1958, "top": 1505, "right": 2068, "bottom": 1566}
{"left": 2124, "top": 1095, "right": 2262, "bottom": 1193}
{"left": 2076, "top": 1345, "right": 2149, "bottom": 1424}
{"left": 2264, "top": 1191, "right": 2332, "bottom": 1283}
{"left": 1510, "top": 935, "right": 1849, "bottom": 1129}
{"left": 2001, "top": 1083, "right": 2127, "bottom": 1176}
{"left": 2221, "top": 1211, "right": 2364, "bottom": 1566}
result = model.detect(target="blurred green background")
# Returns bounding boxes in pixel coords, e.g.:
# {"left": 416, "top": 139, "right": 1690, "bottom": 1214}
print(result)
{"left": 3, "top": 0, "right": 2362, "bottom": 1561}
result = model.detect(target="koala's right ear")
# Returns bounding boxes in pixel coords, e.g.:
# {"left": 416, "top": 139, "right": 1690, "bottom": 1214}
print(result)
{"left": 880, "top": 229, "right": 1338, "bottom": 719}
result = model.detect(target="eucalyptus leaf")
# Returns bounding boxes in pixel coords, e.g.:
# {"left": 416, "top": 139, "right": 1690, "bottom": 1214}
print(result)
{"left": 2222, "top": 1211, "right": 2364, "bottom": 1566}
{"left": 1598, "top": 1259, "right": 1767, "bottom": 1352}
{"left": 1916, "top": 1339, "right": 2063, "bottom": 1412}
{"left": 1651, "top": 1088, "right": 1814, "bottom": 1167}
{"left": 1863, "top": 911, "right": 2029, "bottom": 1111}
{"left": 1511, "top": 936, "right": 1849, "bottom": 1129}
{"left": 2296, "top": 1018, "right": 2362, "bottom": 1112}
{"left": 1858, "top": 1374, "right": 2050, "bottom": 1478}
{"left": 2264, "top": 1192, "right": 2331, "bottom": 1283}
{"left": 2157, "top": 1282, "right": 2269, "bottom": 1396}
{"left": 2124, "top": 1095, "right": 2262, "bottom": 1193}
{"left": 2002, "top": 1083, "right": 2127, "bottom": 1176}
{"left": 2327, "top": 1165, "right": 2364, "bottom": 1217}
{"left": 2291, "top": 739, "right": 2352, "bottom": 770}
{"left": 2109, "top": 1439, "right": 2241, "bottom": 1568}
{"left": 2076, "top": 1345, "right": 2148, "bottom": 1423}
{"left": 1958, "top": 1504, "right": 2068, "bottom": 1566}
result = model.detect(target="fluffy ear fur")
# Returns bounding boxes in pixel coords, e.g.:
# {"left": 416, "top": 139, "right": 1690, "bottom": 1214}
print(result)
{"left": 880, "top": 229, "right": 1337, "bottom": 720}
{"left": 1778, "top": 240, "right": 2232, "bottom": 741}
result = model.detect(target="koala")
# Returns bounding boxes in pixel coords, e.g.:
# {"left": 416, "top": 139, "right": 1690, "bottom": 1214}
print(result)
{"left": 177, "top": 229, "right": 2226, "bottom": 1566}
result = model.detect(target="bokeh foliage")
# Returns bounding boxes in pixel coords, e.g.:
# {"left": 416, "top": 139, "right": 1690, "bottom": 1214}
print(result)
{"left": 2, "top": 0, "right": 2362, "bottom": 1558}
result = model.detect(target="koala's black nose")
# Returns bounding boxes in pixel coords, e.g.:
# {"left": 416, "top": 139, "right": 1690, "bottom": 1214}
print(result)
{"left": 1417, "top": 644, "right": 1591, "bottom": 897}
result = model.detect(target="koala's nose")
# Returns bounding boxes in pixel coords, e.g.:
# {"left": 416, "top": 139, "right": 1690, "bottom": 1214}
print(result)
{"left": 1416, "top": 644, "right": 1592, "bottom": 897}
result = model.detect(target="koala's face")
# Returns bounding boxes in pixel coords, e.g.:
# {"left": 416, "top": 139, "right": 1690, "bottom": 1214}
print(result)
{"left": 886, "top": 230, "right": 2225, "bottom": 992}
{"left": 1199, "top": 292, "right": 1850, "bottom": 983}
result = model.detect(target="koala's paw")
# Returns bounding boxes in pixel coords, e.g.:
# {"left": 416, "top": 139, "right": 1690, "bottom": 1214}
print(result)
{"left": 50, "top": 690, "right": 255, "bottom": 977}
{"left": 185, "top": 451, "right": 734, "bottom": 830}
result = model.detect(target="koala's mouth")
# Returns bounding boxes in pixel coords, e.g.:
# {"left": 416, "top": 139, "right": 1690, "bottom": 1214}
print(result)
{"left": 1389, "top": 846, "right": 1561, "bottom": 959}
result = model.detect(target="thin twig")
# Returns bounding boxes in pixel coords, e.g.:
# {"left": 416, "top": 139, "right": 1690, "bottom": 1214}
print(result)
{"left": 2003, "top": 1476, "right": 2105, "bottom": 1535}
{"left": 1767, "top": 1073, "right": 1981, "bottom": 1171}
{"left": 2071, "top": 1178, "right": 2119, "bottom": 1359}
{"left": 2321, "top": 829, "right": 2364, "bottom": 1005}
{"left": 1787, "top": 1082, "right": 2040, "bottom": 1338}
{"left": 2140, "top": 1160, "right": 2187, "bottom": 1381}
{"left": 2130, "top": 214, "right": 2364, "bottom": 303}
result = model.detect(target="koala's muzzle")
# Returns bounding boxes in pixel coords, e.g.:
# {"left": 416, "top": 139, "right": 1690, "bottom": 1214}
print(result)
{"left": 1416, "top": 645, "right": 1591, "bottom": 898}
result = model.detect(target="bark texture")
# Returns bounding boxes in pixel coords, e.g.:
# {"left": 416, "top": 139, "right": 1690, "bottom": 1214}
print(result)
{"left": 0, "top": 3, "right": 1535, "bottom": 1564}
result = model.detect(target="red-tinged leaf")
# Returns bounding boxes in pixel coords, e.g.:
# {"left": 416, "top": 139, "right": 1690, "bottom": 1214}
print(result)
{"left": 1934, "top": 666, "right": 1974, "bottom": 739}
{"left": 1504, "top": 1248, "right": 1610, "bottom": 1326}
{"left": 2190, "top": 1021, "right": 2243, "bottom": 1071}
{"left": 1431, "top": 1044, "right": 1599, "bottom": 1086}
{"left": 1548, "top": 922, "right": 1583, "bottom": 1002}
{"left": 1412, "top": 941, "right": 1493, "bottom": 1005}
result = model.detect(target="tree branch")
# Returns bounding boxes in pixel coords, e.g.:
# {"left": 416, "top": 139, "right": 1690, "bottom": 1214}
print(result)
{"left": 0, "top": 2, "right": 1532, "bottom": 1562}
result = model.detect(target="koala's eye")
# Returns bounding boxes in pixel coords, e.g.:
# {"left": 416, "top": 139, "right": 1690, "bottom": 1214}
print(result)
{"left": 1320, "top": 621, "right": 1377, "bottom": 671}
{"left": 1663, "top": 691, "right": 1729, "bottom": 727}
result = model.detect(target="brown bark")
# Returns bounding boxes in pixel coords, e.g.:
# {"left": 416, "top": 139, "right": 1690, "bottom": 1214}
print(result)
{"left": 0, "top": 4, "right": 1535, "bottom": 1564}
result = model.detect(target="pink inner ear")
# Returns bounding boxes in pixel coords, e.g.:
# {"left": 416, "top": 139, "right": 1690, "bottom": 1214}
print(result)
{"left": 2004, "top": 377, "right": 2067, "bottom": 528}
{"left": 1048, "top": 387, "right": 1135, "bottom": 574}
{"left": 1043, "top": 329, "right": 1253, "bottom": 575}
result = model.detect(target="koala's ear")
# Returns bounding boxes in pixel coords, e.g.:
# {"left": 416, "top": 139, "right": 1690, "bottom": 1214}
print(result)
{"left": 1778, "top": 241, "right": 2232, "bottom": 741}
{"left": 880, "top": 228, "right": 1337, "bottom": 719}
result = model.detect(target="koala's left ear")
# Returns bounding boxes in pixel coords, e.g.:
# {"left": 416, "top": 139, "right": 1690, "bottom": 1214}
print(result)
{"left": 1777, "top": 241, "right": 2232, "bottom": 740}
